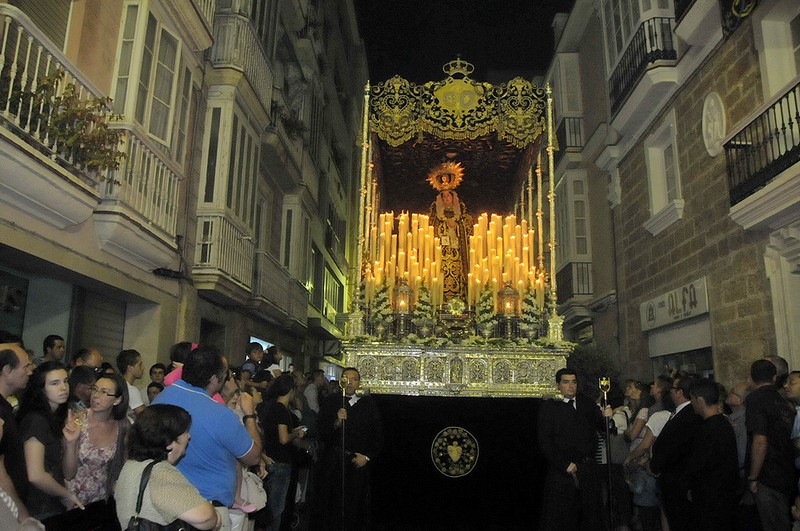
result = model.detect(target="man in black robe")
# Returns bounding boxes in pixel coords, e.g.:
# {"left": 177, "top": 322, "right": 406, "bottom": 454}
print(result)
{"left": 313, "top": 367, "right": 383, "bottom": 531}
{"left": 537, "top": 368, "right": 611, "bottom": 531}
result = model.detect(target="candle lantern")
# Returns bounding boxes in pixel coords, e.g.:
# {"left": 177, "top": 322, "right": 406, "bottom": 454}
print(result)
{"left": 395, "top": 277, "right": 411, "bottom": 314}
{"left": 395, "top": 277, "right": 411, "bottom": 337}
{"left": 500, "top": 281, "right": 518, "bottom": 339}
{"left": 500, "top": 281, "right": 518, "bottom": 316}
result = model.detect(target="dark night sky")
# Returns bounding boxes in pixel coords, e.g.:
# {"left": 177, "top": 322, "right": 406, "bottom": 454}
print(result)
{"left": 352, "top": 0, "right": 575, "bottom": 214}
{"left": 354, "top": 0, "right": 574, "bottom": 84}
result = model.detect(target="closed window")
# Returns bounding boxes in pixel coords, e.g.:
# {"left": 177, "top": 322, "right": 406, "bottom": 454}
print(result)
{"left": 113, "top": 6, "right": 185, "bottom": 148}
{"left": 644, "top": 109, "right": 684, "bottom": 235}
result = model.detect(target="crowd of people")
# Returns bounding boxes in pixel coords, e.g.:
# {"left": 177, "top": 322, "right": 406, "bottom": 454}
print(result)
{"left": 0, "top": 332, "right": 383, "bottom": 531}
{"left": 539, "top": 358, "right": 800, "bottom": 531}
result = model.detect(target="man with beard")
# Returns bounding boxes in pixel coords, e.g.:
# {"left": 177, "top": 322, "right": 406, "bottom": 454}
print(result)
{"left": 153, "top": 345, "right": 263, "bottom": 530}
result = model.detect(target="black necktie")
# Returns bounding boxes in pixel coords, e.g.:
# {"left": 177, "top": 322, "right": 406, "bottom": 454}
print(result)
{"left": 568, "top": 399, "right": 575, "bottom": 410}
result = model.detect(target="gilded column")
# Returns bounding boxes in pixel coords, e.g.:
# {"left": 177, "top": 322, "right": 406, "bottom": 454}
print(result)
{"left": 546, "top": 84, "right": 563, "bottom": 341}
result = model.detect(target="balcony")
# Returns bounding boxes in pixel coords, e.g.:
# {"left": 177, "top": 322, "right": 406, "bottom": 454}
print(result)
{"left": 162, "top": 0, "right": 215, "bottom": 51}
{"left": 610, "top": 18, "right": 677, "bottom": 116}
{"left": 0, "top": 5, "right": 105, "bottom": 228}
{"left": 674, "top": 0, "right": 723, "bottom": 46}
{"left": 296, "top": 11, "right": 323, "bottom": 76}
{"left": 554, "top": 117, "right": 584, "bottom": 169}
{"left": 556, "top": 261, "right": 593, "bottom": 303}
{"left": 262, "top": 92, "right": 305, "bottom": 190}
{"left": 193, "top": 214, "right": 255, "bottom": 303}
{"left": 94, "top": 126, "right": 181, "bottom": 269}
{"left": 725, "top": 78, "right": 800, "bottom": 230}
{"left": 210, "top": 12, "right": 274, "bottom": 114}
{"left": 251, "top": 250, "right": 308, "bottom": 330}
{"left": 556, "top": 261, "right": 594, "bottom": 329}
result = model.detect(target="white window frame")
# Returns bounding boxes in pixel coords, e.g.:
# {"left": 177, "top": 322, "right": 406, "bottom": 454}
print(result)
{"left": 555, "top": 170, "right": 591, "bottom": 262}
{"left": 112, "top": 3, "right": 182, "bottom": 146}
{"left": 553, "top": 53, "right": 583, "bottom": 118}
{"left": 644, "top": 109, "right": 684, "bottom": 236}
{"left": 752, "top": 1, "right": 800, "bottom": 99}
{"left": 225, "top": 106, "right": 261, "bottom": 229}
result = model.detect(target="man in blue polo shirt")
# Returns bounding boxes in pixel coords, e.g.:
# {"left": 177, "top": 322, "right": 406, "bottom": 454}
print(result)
{"left": 153, "top": 345, "right": 262, "bottom": 530}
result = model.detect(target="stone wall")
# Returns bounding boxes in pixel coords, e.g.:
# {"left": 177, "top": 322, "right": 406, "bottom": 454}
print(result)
{"left": 612, "top": 20, "right": 776, "bottom": 387}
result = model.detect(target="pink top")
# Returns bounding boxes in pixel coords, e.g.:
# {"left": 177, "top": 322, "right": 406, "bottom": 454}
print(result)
{"left": 67, "top": 425, "right": 119, "bottom": 504}
{"left": 164, "top": 366, "right": 225, "bottom": 404}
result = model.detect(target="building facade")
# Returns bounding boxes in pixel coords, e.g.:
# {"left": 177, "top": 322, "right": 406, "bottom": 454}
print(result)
{"left": 0, "top": 0, "right": 366, "bottom": 371}
{"left": 551, "top": 0, "right": 800, "bottom": 386}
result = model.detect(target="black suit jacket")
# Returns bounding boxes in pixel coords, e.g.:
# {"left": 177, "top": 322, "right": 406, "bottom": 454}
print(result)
{"left": 650, "top": 403, "right": 702, "bottom": 486}
{"left": 538, "top": 393, "right": 605, "bottom": 473}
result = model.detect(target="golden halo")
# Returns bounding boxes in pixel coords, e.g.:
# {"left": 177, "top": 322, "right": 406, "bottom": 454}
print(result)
{"left": 427, "top": 162, "right": 464, "bottom": 192}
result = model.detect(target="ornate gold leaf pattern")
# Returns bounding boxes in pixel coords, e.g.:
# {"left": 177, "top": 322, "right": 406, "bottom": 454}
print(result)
{"left": 331, "top": 344, "right": 568, "bottom": 398}
{"left": 494, "top": 360, "right": 512, "bottom": 383}
{"left": 369, "top": 60, "right": 547, "bottom": 149}
{"left": 402, "top": 357, "right": 419, "bottom": 381}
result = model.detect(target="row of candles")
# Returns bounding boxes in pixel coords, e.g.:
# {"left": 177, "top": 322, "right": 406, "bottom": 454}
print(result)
{"left": 363, "top": 211, "right": 546, "bottom": 314}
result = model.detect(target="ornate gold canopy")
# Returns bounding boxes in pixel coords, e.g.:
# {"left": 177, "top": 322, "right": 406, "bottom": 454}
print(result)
{"left": 368, "top": 58, "right": 548, "bottom": 149}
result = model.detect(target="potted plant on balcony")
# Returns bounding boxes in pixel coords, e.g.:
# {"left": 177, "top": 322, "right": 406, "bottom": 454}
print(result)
{"left": 32, "top": 72, "right": 126, "bottom": 178}
{"left": 279, "top": 110, "right": 306, "bottom": 141}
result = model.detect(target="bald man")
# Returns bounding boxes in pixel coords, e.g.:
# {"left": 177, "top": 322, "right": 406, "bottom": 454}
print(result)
{"left": 0, "top": 343, "right": 35, "bottom": 524}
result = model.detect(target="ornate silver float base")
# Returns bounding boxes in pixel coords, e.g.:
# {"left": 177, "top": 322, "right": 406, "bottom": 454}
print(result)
{"left": 329, "top": 343, "right": 570, "bottom": 398}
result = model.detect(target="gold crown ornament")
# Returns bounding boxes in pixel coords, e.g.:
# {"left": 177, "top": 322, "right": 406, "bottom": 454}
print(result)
{"left": 427, "top": 161, "right": 464, "bottom": 191}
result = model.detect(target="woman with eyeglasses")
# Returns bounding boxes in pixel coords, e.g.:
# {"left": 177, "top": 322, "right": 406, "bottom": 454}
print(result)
{"left": 17, "top": 361, "right": 82, "bottom": 520}
{"left": 62, "top": 373, "right": 129, "bottom": 507}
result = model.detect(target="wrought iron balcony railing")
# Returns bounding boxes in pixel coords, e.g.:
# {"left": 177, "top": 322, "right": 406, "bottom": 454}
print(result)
{"left": 554, "top": 117, "right": 584, "bottom": 166}
{"left": 556, "top": 261, "right": 593, "bottom": 304}
{"left": 195, "top": 214, "right": 255, "bottom": 289}
{"left": 609, "top": 17, "right": 677, "bottom": 115}
{"left": 725, "top": 78, "right": 800, "bottom": 206}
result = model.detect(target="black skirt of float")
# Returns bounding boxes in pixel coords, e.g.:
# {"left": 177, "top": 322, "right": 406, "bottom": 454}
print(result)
{"left": 369, "top": 395, "right": 545, "bottom": 530}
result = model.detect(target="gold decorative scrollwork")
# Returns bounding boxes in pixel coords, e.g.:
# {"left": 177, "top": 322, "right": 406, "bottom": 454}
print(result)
{"left": 494, "top": 360, "right": 512, "bottom": 383}
{"left": 369, "top": 76, "right": 422, "bottom": 147}
{"left": 369, "top": 59, "right": 547, "bottom": 148}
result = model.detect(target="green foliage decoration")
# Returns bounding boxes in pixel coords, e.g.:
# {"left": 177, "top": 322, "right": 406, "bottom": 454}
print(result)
{"left": 475, "top": 283, "right": 497, "bottom": 338}
{"left": 411, "top": 284, "right": 435, "bottom": 337}
{"left": 369, "top": 281, "right": 393, "bottom": 338}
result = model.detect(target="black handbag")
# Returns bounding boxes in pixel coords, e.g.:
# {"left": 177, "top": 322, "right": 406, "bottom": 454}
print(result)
{"left": 126, "top": 461, "right": 199, "bottom": 531}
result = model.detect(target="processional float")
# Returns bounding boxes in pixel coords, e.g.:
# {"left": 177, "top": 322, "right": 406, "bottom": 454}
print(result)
{"left": 334, "top": 58, "right": 570, "bottom": 398}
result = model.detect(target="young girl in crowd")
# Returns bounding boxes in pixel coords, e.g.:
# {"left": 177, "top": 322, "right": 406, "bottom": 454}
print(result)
{"left": 18, "top": 362, "right": 83, "bottom": 520}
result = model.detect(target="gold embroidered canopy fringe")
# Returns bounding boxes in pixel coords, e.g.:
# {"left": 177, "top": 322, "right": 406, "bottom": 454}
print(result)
{"left": 368, "top": 57, "right": 548, "bottom": 148}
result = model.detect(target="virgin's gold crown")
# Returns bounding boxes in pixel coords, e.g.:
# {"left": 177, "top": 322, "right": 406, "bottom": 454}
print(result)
{"left": 443, "top": 57, "right": 474, "bottom": 77}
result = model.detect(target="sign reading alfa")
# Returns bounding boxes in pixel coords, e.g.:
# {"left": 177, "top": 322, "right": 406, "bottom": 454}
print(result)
{"left": 640, "top": 277, "right": 709, "bottom": 331}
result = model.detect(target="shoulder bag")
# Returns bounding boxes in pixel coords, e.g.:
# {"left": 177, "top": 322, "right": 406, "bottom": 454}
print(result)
{"left": 126, "top": 461, "right": 200, "bottom": 531}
